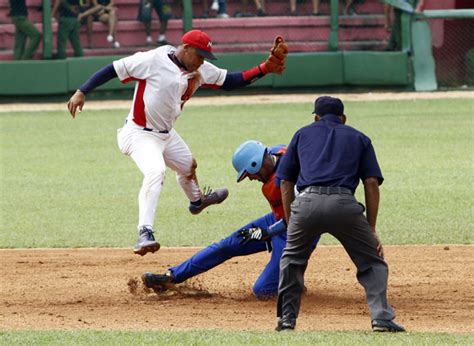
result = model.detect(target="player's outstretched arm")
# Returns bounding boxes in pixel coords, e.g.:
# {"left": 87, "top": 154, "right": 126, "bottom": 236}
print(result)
{"left": 67, "top": 64, "right": 118, "bottom": 118}
{"left": 219, "top": 36, "right": 289, "bottom": 91}
{"left": 67, "top": 90, "right": 85, "bottom": 118}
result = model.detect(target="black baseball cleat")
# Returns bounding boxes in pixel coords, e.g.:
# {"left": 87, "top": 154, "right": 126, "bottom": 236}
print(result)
{"left": 142, "top": 271, "right": 175, "bottom": 293}
{"left": 275, "top": 316, "right": 296, "bottom": 332}
{"left": 189, "top": 187, "right": 229, "bottom": 215}
{"left": 372, "top": 319, "right": 406, "bottom": 332}
{"left": 133, "top": 227, "right": 160, "bottom": 256}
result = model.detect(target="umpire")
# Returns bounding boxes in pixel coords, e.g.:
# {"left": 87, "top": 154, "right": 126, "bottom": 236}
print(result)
{"left": 275, "top": 96, "right": 405, "bottom": 332}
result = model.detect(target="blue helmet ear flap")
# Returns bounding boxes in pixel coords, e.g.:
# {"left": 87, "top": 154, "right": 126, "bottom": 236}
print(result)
{"left": 232, "top": 140, "right": 267, "bottom": 182}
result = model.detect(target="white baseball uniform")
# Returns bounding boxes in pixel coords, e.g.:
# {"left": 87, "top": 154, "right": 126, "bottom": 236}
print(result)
{"left": 114, "top": 45, "right": 227, "bottom": 229}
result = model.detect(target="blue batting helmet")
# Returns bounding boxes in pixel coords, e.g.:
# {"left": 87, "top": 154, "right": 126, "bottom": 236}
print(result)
{"left": 232, "top": 140, "right": 267, "bottom": 182}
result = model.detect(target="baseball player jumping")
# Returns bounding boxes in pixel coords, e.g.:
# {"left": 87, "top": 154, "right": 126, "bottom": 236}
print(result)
{"left": 67, "top": 30, "right": 289, "bottom": 256}
{"left": 142, "top": 140, "right": 319, "bottom": 299}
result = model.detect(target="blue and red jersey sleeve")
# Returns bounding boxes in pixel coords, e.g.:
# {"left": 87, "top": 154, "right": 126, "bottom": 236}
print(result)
{"left": 79, "top": 63, "right": 118, "bottom": 94}
{"left": 211, "top": 63, "right": 268, "bottom": 91}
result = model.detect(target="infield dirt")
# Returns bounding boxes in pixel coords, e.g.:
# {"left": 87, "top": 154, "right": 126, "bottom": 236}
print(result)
{"left": 1, "top": 245, "right": 472, "bottom": 333}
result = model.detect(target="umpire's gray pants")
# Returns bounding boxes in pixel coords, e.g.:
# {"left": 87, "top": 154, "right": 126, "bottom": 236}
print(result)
{"left": 277, "top": 189, "right": 395, "bottom": 322}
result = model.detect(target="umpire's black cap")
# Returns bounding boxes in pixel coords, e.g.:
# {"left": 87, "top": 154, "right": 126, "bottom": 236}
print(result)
{"left": 312, "top": 96, "right": 344, "bottom": 116}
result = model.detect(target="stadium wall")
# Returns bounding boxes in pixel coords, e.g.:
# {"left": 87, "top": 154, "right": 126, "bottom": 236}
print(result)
{"left": 0, "top": 52, "right": 410, "bottom": 96}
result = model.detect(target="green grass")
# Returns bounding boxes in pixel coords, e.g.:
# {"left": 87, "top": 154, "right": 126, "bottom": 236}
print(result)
{"left": 0, "top": 98, "right": 473, "bottom": 248}
{"left": 0, "top": 330, "right": 472, "bottom": 345}
{"left": 1, "top": 97, "right": 473, "bottom": 343}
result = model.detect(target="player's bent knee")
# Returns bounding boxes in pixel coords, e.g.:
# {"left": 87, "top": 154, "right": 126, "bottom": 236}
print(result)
{"left": 253, "top": 280, "right": 277, "bottom": 300}
{"left": 253, "top": 286, "right": 277, "bottom": 300}
{"left": 144, "top": 169, "right": 165, "bottom": 186}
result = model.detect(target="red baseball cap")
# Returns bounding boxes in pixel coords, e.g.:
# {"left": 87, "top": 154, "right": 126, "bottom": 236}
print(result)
{"left": 181, "top": 30, "right": 217, "bottom": 60}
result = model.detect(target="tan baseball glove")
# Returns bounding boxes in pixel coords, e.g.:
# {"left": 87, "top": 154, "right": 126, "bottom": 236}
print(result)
{"left": 263, "top": 36, "right": 289, "bottom": 75}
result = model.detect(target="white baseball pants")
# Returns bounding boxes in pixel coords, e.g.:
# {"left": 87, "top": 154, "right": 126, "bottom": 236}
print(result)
{"left": 117, "top": 121, "right": 201, "bottom": 230}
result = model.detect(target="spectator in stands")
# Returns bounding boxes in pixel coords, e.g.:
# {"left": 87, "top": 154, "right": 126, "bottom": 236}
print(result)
{"left": 343, "top": 0, "right": 356, "bottom": 15}
{"left": 60, "top": 0, "right": 94, "bottom": 49}
{"left": 254, "top": 0, "right": 266, "bottom": 16}
{"left": 234, "top": 0, "right": 265, "bottom": 17}
{"left": 137, "top": 0, "right": 152, "bottom": 45}
{"left": 80, "top": 0, "right": 120, "bottom": 48}
{"left": 137, "top": 0, "right": 172, "bottom": 46}
{"left": 290, "top": 0, "right": 320, "bottom": 16}
{"left": 215, "top": 0, "right": 230, "bottom": 18}
{"left": 8, "top": 0, "right": 41, "bottom": 60}
{"left": 52, "top": 0, "right": 84, "bottom": 58}
{"left": 192, "top": 0, "right": 229, "bottom": 19}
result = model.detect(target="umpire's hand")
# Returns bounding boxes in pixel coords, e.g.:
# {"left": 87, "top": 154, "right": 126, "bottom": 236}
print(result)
{"left": 67, "top": 90, "right": 85, "bottom": 118}
{"left": 372, "top": 230, "right": 384, "bottom": 259}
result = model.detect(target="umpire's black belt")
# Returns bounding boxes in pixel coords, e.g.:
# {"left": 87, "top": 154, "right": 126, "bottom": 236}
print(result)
{"left": 143, "top": 127, "right": 169, "bottom": 134}
{"left": 304, "top": 186, "right": 352, "bottom": 195}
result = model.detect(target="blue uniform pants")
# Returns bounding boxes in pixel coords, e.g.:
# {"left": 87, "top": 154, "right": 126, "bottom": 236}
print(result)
{"left": 169, "top": 212, "right": 319, "bottom": 300}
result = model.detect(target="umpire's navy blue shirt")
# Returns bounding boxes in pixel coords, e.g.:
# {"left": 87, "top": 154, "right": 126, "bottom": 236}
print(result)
{"left": 276, "top": 114, "right": 383, "bottom": 193}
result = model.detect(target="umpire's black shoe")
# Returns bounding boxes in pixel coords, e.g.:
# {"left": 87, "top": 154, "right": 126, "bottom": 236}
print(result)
{"left": 142, "top": 271, "right": 175, "bottom": 293}
{"left": 372, "top": 319, "right": 406, "bottom": 332}
{"left": 275, "top": 316, "right": 296, "bottom": 332}
{"left": 133, "top": 227, "right": 160, "bottom": 256}
{"left": 189, "top": 187, "right": 229, "bottom": 215}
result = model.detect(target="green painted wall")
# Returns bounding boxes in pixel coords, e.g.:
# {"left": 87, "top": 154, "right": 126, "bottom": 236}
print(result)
{"left": 0, "top": 60, "right": 68, "bottom": 95}
{"left": 344, "top": 51, "right": 410, "bottom": 85}
{"left": 0, "top": 52, "right": 410, "bottom": 96}
{"left": 274, "top": 52, "right": 344, "bottom": 87}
